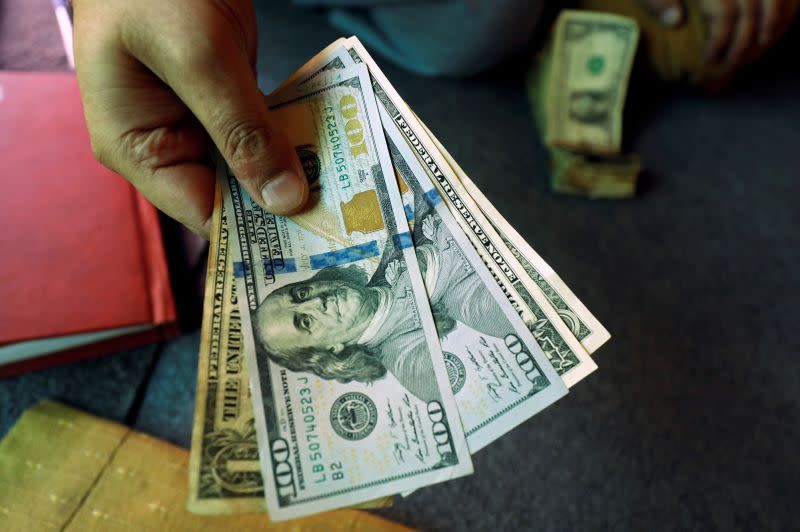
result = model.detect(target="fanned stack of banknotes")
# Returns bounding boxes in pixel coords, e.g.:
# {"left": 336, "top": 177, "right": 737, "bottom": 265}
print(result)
{"left": 188, "top": 36, "right": 610, "bottom": 521}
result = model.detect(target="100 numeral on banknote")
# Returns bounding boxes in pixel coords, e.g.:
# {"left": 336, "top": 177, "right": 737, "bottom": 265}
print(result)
{"left": 220, "top": 65, "right": 472, "bottom": 520}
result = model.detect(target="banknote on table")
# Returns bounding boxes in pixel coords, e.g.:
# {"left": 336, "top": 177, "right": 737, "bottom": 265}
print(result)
{"left": 339, "top": 38, "right": 598, "bottom": 388}
{"left": 417, "top": 121, "right": 612, "bottom": 354}
{"left": 187, "top": 197, "right": 395, "bottom": 514}
{"left": 219, "top": 63, "right": 472, "bottom": 520}
{"left": 527, "top": 15, "right": 641, "bottom": 198}
{"left": 286, "top": 44, "right": 568, "bottom": 453}
{"left": 548, "top": 148, "right": 642, "bottom": 198}
{"left": 545, "top": 10, "right": 639, "bottom": 155}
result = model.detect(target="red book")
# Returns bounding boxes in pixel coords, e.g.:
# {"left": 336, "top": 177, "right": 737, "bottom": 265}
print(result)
{"left": 0, "top": 71, "right": 178, "bottom": 376}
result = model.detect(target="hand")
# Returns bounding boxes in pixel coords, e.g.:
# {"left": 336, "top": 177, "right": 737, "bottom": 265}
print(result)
{"left": 73, "top": 0, "right": 309, "bottom": 238}
{"left": 697, "top": 0, "right": 798, "bottom": 66}
{"left": 640, "top": 0, "right": 799, "bottom": 69}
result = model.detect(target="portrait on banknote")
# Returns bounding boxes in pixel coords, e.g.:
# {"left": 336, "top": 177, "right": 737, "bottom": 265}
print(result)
{"left": 248, "top": 189, "right": 518, "bottom": 407}
{"left": 413, "top": 212, "right": 511, "bottom": 340}
{"left": 568, "top": 90, "right": 612, "bottom": 124}
{"left": 250, "top": 244, "right": 438, "bottom": 403}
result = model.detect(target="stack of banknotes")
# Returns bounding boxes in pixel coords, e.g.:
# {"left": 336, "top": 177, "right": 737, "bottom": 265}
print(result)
{"left": 188, "top": 37, "right": 610, "bottom": 521}
{"left": 529, "top": 9, "right": 641, "bottom": 198}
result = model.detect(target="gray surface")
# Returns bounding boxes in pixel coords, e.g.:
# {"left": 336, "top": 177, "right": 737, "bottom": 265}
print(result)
{"left": 132, "top": 331, "right": 200, "bottom": 447}
{"left": 0, "top": 344, "right": 158, "bottom": 436}
{"left": 2, "top": 0, "right": 799, "bottom": 530}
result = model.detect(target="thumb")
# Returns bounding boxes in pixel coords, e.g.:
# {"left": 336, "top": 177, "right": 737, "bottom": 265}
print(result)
{"left": 212, "top": 95, "right": 309, "bottom": 215}
{"left": 141, "top": 30, "right": 308, "bottom": 214}
{"left": 640, "top": 0, "right": 685, "bottom": 27}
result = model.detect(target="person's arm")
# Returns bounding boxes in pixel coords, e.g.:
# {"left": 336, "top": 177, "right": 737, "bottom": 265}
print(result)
{"left": 72, "top": 0, "right": 309, "bottom": 238}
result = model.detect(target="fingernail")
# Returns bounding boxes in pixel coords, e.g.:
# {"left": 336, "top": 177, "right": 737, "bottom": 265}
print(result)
{"left": 260, "top": 171, "right": 306, "bottom": 213}
{"left": 661, "top": 7, "right": 682, "bottom": 27}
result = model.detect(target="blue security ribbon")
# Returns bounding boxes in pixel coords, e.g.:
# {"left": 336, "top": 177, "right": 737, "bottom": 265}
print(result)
{"left": 233, "top": 259, "right": 297, "bottom": 277}
{"left": 309, "top": 240, "right": 381, "bottom": 269}
{"left": 392, "top": 232, "right": 413, "bottom": 250}
{"left": 264, "top": 258, "right": 297, "bottom": 275}
{"left": 425, "top": 188, "right": 443, "bottom": 206}
{"left": 404, "top": 203, "right": 415, "bottom": 222}
{"left": 233, "top": 261, "right": 249, "bottom": 278}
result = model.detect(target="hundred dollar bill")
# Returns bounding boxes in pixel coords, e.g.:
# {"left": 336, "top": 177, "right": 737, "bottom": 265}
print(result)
{"left": 188, "top": 196, "right": 394, "bottom": 514}
{"left": 284, "top": 45, "right": 568, "bottom": 450}
{"left": 220, "top": 64, "right": 472, "bottom": 520}
{"left": 545, "top": 10, "right": 639, "bottom": 155}
{"left": 384, "top": 126, "right": 567, "bottom": 452}
{"left": 293, "top": 45, "right": 582, "bottom": 409}
{"left": 342, "top": 38, "right": 598, "bottom": 388}
{"left": 418, "top": 122, "right": 612, "bottom": 354}
{"left": 283, "top": 44, "right": 607, "bottom": 355}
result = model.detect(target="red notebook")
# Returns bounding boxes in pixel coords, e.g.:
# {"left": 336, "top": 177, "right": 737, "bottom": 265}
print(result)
{"left": 0, "top": 71, "right": 178, "bottom": 376}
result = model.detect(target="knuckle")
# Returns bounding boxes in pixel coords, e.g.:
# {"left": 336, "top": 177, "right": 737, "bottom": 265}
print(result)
{"left": 121, "top": 127, "right": 175, "bottom": 170}
{"left": 222, "top": 120, "right": 276, "bottom": 169}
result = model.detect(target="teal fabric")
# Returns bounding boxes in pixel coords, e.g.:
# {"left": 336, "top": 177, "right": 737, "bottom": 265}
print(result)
{"left": 296, "top": 0, "right": 546, "bottom": 76}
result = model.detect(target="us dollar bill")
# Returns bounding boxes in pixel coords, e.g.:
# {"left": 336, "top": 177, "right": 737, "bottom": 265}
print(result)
{"left": 284, "top": 42, "right": 609, "bottom": 357}
{"left": 187, "top": 198, "right": 395, "bottom": 514}
{"left": 384, "top": 128, "right": 567, "bottom": 452}
{"left": 545, "top": 10, "right": 639, "bottom": 155}
{"left": 188, "top": 199, "right": 262, "bottom": 515}
{"left": 341, "top": 38, "right": 598, "bottom": 388}
{"left": 220, "top": 64, "right": 472, "bottom": 520}
{"left": 285, "top": 45, "right": 568, "bottom": 452}
{"left": 418, "top": 122, "right": 611, "bottom": 354}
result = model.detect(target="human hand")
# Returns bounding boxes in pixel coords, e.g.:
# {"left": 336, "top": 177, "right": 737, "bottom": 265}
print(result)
{"left": 73, "top": 0, "right": 309, "bottom": 238}
{"left": 640, "top": 0, "right": 799, "bottom": 70}
{"left": 696, "top": 0, "right": 798, "bottom": 67}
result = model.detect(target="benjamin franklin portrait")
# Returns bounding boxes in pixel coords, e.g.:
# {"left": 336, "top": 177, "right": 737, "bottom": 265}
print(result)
{"left": 252, "top": 210, "right": 510, "bottom": 403}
